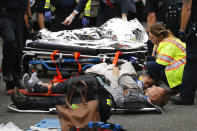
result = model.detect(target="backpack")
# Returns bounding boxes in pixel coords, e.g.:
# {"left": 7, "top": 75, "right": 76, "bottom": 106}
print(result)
{"left": 69, "top": 121, "right": 126, "bottom": 131}
{"left": 97, "top": 84, "right": 116, "bottom": 122}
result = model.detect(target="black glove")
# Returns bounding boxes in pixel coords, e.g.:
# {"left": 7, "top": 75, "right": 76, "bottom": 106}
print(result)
{"left": 29, "top": 32, "right": 39, "bottom": 41}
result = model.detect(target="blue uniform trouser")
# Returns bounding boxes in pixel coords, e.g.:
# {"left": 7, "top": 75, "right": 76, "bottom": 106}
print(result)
{"left": 146, "top": 60, "right": 168, "bottom": 85}
{"left": 0, "top": 10, "right": 24, "bottom": 85}
{"left": 146, "top": 40, "right": 154, "bottom": 56}
{"left": 180, "top": 24, "right": 197, "bottom": 101}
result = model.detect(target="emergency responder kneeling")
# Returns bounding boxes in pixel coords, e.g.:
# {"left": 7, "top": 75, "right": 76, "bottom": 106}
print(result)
{"left": 146, "top": 24, "right": 186, "bottom": 94}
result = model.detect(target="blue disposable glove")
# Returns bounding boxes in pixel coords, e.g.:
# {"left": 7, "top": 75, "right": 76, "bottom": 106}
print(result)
{"left": 44, "top": 11, "right": 52, "bottom": 21}
{"left": 82, "top": 17, "right": 90, "bottom": 27}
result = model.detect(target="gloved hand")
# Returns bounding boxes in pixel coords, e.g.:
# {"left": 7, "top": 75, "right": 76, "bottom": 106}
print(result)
{"left": 61, "top": 14, "right": 75, "bottom": 26}
{"left": 44, "top": 11, "right": 52, "bottom": 21}
{"left": 122, "top": 13, "right": 127, "bottom": 21}
{"left": 178, "top": 30, "right": 186, "bottom": 42}
{"left": 122, "top": 16, "right": 127, "bottom": 21}
{"left": 29, "top": 32, "right": 40, "bottom": 41}
{"left": 82, "top": 17, "right": 90, "bottom": 27}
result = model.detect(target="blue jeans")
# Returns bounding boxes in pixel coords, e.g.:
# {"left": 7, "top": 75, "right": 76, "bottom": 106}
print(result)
{"left": 146, "top": 61, "right": 168, "bottom": 85}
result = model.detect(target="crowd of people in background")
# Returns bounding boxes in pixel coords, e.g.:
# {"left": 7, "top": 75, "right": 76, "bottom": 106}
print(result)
{"left": 0, "top": 0, "right": 197, "bottom": 106}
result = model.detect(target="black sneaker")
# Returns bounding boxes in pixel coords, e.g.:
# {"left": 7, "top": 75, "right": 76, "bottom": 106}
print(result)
{"left": 23, "top": 73, "right": 34, "bottom": 93}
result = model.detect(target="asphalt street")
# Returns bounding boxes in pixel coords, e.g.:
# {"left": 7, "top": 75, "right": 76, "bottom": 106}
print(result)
{"left": 1, "top": 35, "right": 197, "bottom": 131}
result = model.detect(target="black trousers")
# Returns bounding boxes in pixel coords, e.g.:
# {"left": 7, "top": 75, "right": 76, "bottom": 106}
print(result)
{"left": 22, "top": 95, "right": 87, "bottom": 110}
{"left": 96, "top": 3, "right": 121, "bottom": 27}
{"left": 23, "top": 75, "right": 100, "bottom": 110}
{"left": 33, "top": 82, "right": 66, "bottom": 94}
{"left": 26, "top": 95, "right": 66, "bottom": 111}
{"left": 32, "top": 75, "right": 99, "bottom": 94}
{"left": 146, "top": 60, "right": 168, "bottom": 85}
{"left": 31, "top": 0, "right": 45, "bottom": 14}
{"left": 0, "top": 10, "right": 24, "bottom": 85}
{"left": 180, "top": 24, "right": 197, "bottom": 101}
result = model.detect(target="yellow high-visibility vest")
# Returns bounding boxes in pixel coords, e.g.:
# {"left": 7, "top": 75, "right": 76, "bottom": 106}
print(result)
{"left": 44, "top": 0, "right": 56, "bottom": 13}
{"left": 84, "top": 0, "right": 99, "bottom": 17}
{"left": 44, "top": 0, "right": 50, "bottom": 9}
{"left": 156, "top": 38, "right": 186, "bottom": 88}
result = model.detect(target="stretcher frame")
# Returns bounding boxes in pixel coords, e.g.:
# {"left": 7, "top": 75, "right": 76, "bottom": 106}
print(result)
{"left": 8, "top": 103, "right": 162, "bottom": 114}
{"left": 22, "top": 48, "right": 147, "bottom": 73}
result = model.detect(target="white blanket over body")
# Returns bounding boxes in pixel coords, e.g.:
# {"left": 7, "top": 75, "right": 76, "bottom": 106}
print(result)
{"left": 27, "top": 18, "right": 148, "bottom": 50}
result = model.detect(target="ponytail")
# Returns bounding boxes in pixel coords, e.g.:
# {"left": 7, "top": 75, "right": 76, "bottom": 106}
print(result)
{"left": 150, "top": 24, "right": 175, "bottom": 38}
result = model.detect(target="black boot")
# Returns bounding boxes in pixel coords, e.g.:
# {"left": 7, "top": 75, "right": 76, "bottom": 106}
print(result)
{"left": 170, "top": 96, "right": 194, "bottom": 105}
{"left": 10, "top": 88, "right": 31, "bottom": 110}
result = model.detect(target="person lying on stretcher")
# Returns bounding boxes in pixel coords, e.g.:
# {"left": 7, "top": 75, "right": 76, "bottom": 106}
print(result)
{"left": 22, "top": 70, "right": 155, "bottom": 95}
{"left": 10, "top": 62, "right": 170, "bottom": 111}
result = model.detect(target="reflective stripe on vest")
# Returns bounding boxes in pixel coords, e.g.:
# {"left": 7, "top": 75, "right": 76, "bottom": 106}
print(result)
{"left": 157, "top": 38, "right": 186, "bottom": 71}
{"left": 45, "top": 0, "right": 50, "bottom": 9}
{"left": 157, "top": 53, "right": 175, "bottom": 63}
{"left": 162, "top": 38, "right": 186, "bottom": 54}
{"left": 165, "top": 57, "right": 186, "bottom": 71}
{"left": 84, "top": 0, "right": 91, "bottom": 17}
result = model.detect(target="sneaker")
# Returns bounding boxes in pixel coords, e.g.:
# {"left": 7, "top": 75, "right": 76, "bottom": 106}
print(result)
{"left": 23, "top": 73, "right": 34, "bottom": 92}
{"left": 29, "top": 72, "right": 42, "bottom": 86}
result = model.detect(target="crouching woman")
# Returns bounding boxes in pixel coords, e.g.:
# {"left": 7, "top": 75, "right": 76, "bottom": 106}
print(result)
{"left": 147, "top": 24, "right": 186, "bottom": 93}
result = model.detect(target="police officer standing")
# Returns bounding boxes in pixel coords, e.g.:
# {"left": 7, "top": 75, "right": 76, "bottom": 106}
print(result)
{"left": 145, "top": 0, "right": 183, "bottom": 36}
{"left": 0, "top": 0, "right": 28, "bottom": 90}
{"left": 145, "top": 0, "right": 183, "bottom": 56}
{"left": 171, "top": 0, "right": 197, "bottom": 105}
